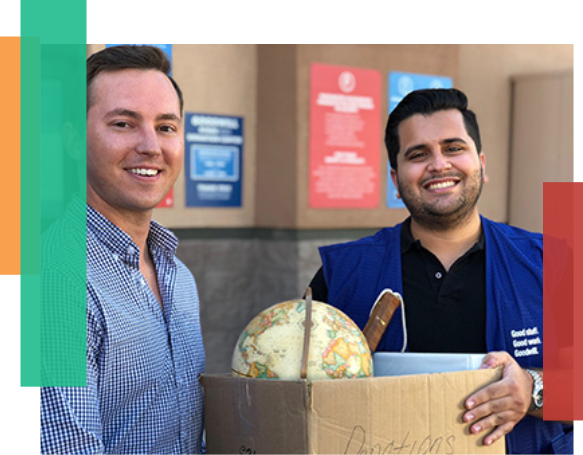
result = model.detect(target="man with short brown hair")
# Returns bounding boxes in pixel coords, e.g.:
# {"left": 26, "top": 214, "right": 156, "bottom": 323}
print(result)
{"left": 41, "top": 45, "right": 205, "bottom": 454}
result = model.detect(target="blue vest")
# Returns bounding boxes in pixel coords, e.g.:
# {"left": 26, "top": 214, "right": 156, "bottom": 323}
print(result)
{"left": 320, "top": 216, "right": 572, "bottom": 454}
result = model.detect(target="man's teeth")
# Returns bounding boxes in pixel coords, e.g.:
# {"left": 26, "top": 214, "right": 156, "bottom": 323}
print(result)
{"left": 427, "top": 181, "right": 456, "bottom": 190}
{"left": 130, "top": 168, "right": 159, "bottom": 176}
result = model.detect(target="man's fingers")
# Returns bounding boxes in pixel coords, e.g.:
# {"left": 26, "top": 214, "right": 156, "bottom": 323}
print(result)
{"left": 479, "top": 351, "right": 511, "bottom": 369}
{"left": 465, "top": 380, "right": 508, "bottom": 411}
{"left": 464, "top": 396, "right": 517, "bottom": 425}
{"left": 469, "top": 409, "right": 517, "bottom": 434}
{"left": 482, "top": 421, "right": 515, "bottom": 446}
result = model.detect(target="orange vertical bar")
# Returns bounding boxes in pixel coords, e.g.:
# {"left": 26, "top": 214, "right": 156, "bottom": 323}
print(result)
{"left": 0, "top": 38, "right": 20, "bottom": 274}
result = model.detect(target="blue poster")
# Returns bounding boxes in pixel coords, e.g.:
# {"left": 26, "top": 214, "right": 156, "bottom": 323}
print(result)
{"left": 386, "top": 71, "right": 453, "bottom": 208}
{"left": 105, "top": 44, "right": 173, "bottom": 75}
{"left": 185, "top": 113, "right": 243, "bottom": 207}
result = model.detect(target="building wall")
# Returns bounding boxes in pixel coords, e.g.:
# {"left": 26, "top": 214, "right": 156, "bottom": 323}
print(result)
{"left": 457, "top": 44, "right": 574, "bottom": 222}
{"left": 87, "top": 44, "right": 573, "bottom": 373}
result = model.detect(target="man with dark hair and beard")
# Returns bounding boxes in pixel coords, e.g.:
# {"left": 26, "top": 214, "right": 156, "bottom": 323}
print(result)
{"left": 308, "top": 89, "right": 572, "bottom": 454}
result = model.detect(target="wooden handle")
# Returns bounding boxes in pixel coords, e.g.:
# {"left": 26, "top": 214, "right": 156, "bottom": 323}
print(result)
{"left": 300, "top": 287, "right": 313, "bottom": 379}
{"left": 363, "top": 290, "right": 402, "bottom": 353}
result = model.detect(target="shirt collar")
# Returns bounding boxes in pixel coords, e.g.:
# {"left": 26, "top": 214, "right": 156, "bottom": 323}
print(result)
{"left": 400, "top": 216, "right": 485, "bottom": 254}
{"left": 87, "top": 204, "right": 179, "bottom": 262}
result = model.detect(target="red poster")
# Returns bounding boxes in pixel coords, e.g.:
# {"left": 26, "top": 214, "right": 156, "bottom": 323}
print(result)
{"left": 309, "top": 63, "right": 381, "bottom": 208}
{"left": 156, "top": 188, "right": 174, "bottom": 208}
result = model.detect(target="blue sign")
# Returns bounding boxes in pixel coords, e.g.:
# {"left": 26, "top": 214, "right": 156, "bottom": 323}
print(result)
{"left": 389, "top": 71, "right": 453, "bottom": 113}
{"left": 185, "top": 113, "right": 243, "bottom": 207}
{"left": 105, "top": 44, "right": 173, "bottom": 75}
{"left": 387, "top": 71, "right": 453, "bottom": 208}
{"left": 191, "top": 145, "right": 239, "bottom": 181}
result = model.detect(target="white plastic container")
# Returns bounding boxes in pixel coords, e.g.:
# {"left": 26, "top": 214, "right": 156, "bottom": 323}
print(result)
{"left": 373, "top": 352, "right": 486, "bottom": 377}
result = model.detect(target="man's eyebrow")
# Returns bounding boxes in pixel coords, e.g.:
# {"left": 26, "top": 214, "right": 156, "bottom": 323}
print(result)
{"left": 442, "top": 137, "right": 468, "bottom": 145}
{"left": 158, "top": 113, "right": 181, "bottom": 121}
{"left": 104, "top": 108, "right": 141, "bottom": 120}
{"left": 103, "top": 109, "right": 181, "bottom": 122}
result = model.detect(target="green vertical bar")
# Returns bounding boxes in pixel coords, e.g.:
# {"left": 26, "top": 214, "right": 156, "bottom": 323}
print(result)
{"left": 20, "top": 37, "right": 40, "bottom": 275}
{"left": 0, "top": 275, "right": 20, "bottom": 455}
{"left": 21, "top": 0, "right": 86, "bottom": 43}
{"left": 38, "top": 43, "right": 87, "bottom": 387}
{"left": 21, "top": 1, "right": 87, "bottom": 386}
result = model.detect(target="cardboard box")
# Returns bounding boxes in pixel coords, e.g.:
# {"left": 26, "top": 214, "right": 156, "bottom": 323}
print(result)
{"left": 201, "top": 369, "right": 505, "bottom": 454}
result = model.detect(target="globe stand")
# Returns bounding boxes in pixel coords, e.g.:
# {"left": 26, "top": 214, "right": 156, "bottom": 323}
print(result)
{"left": 300, "top": 287, "right": 313, "bottom": 379}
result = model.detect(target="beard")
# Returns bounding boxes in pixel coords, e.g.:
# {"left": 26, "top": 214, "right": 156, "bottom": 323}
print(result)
{"left": 396, "top": 165, "right": 484, "bottom": 231}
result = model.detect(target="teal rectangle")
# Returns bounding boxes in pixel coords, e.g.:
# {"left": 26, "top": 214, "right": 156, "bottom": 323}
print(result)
{"left": 20, "top": 37, "right": 41, "bottom": 276}
{"left": 40, "top": 43, "right": 87, "bottom": 387}
{"left": 21, "top": 0, "right": 87, "bottom": 455}
{"left": 21, "top": 0, "right": 86, "bottom": 44}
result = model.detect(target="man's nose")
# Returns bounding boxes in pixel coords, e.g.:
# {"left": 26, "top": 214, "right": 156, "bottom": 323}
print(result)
{"left": 427, "top": 152, "right": 451, "bottom": 172}
{"left": 136, "top": 126, "right": 161, "bottom": 155}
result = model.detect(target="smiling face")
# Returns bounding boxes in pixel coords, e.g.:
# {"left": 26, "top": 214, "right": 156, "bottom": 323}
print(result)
{"left": 391, "top": 109, "right": 487, "bottom": 230}
{"left": 86, "top": 68, "right": 183, "bottom": 222}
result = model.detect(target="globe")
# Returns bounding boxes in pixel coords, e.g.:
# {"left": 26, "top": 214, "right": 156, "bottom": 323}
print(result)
{"left": 231, "top": 299, "right": 373, "bottom": 380}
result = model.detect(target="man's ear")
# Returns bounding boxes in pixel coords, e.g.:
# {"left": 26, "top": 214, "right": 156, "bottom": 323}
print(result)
{"left": 480, "top": 152, "right": 488, "bottom": 184}
{"left": 390, "top": 168, "right": 400, "bottom": 199}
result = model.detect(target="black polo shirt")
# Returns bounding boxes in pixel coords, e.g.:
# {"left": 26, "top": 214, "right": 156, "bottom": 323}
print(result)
{"left": 309, "top": 217, "right": 487, "bottom": 353}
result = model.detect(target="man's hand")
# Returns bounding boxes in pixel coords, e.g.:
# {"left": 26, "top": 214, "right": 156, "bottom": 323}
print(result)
{"left": 463, "top": 351, "right": 533, "bottom": 446}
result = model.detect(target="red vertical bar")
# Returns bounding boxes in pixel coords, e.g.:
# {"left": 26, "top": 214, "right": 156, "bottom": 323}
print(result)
{"left": 543, "top": 182, "right": 578, "bottom": 420}
{"left": 573, "top": 184, "right": 583, "bottom": 420}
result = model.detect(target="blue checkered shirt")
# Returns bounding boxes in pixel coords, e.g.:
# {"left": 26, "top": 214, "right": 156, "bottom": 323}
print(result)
{"left": 41, "top": 205, "right": 205, "bottom": 454}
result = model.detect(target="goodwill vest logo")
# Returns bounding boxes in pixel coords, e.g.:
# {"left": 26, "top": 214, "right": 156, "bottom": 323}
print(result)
{"left": 510, "top": 327, "right": 541, "bottom": 358}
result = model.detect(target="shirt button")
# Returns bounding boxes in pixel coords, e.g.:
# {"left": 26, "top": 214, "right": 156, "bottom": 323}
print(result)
{"left": 435, "top": 272, "right": 443, "bottom": 279}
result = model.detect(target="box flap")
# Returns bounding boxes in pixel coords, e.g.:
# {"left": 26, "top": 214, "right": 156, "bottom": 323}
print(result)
{"left": 201, "top": 374, "right": 310, "bottom": 454}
